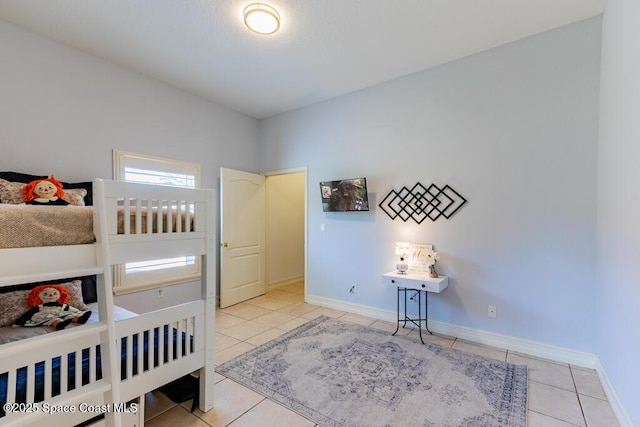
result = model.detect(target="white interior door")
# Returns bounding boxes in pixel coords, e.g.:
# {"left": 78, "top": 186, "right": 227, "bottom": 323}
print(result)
{"left": 220, "top": 167, "right": 266, "bottom": 308}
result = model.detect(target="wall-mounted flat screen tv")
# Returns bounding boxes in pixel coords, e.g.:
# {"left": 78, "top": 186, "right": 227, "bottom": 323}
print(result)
{"left": 320, "top": 177, "right": 370, "bottom": 212}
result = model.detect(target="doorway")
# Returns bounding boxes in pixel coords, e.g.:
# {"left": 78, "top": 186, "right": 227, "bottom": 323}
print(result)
{"left": 219, "top": 167, "right": 307, "bottom": 307}
{"left": 265, "top": 168, "right": 307, "bottom": 301}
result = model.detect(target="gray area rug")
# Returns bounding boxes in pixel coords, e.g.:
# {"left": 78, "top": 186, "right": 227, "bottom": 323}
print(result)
{"left": 216, "top": 316, "right": 527, "bottom": 427}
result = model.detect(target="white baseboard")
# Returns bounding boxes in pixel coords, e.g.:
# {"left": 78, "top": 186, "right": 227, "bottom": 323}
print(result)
{"left": 595, "top": 358, "right": 634, "bottom": 427}
{"left": 307, "top": 294, "right": 397, "bottom": 321}
{"left": 430, "top": 321, "right": 598, "bottom": 369}
{"left": 306, "top": 294, "right": 597, "bottom": 368}
{"left": 306, "top": 294, "right": 632, "bottom": 425}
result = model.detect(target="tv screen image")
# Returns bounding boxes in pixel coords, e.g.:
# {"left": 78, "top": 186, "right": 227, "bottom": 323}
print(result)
{"left": 320, "top": 178, "right": 369, "bottom": 212}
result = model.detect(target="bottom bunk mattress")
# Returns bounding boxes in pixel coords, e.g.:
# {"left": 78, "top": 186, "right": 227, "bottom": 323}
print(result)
{"left": 0, "top": 303, "right": 132, "bottom": 345}
{"left": 0, "top": 306, "right": 194, "bottom": 419}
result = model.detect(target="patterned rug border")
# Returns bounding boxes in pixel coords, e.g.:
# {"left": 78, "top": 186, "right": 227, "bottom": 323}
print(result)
{"left": 215, "top": 316, "right": 528, "bottom": 427}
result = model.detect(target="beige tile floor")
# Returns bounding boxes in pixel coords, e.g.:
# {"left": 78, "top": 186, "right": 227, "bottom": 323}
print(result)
{"left": 144, "top": 282, "right": 619, "bottom": 427}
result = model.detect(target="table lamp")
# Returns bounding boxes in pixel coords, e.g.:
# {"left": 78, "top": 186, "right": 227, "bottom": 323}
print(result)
{"left": 395, "top": 242, "right": 410, "bottom": 274}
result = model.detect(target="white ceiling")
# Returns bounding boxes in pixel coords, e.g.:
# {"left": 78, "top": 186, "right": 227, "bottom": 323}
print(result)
{"left": 0, "top": 0, "right": 606, "bottom": 119}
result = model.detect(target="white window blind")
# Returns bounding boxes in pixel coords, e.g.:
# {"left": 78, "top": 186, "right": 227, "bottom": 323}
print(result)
{"left": 113, "top": 150, "right": 202, "bottom": 293}
{"left": 123, "top": 167, "right": 196, "bottom": 188}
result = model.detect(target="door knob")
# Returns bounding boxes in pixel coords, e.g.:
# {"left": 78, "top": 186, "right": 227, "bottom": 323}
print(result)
{"left": 222, "top": 242, "right": 229, "bottom": 247}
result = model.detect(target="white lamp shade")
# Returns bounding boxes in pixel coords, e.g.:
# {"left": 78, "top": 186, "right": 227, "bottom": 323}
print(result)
{"left": 395, "top": 242, "right": 410, "bottom": 255}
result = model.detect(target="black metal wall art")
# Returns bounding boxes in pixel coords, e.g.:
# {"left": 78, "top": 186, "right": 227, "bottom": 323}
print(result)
{"left": 379, "top": 182, "right": 467, "bottom": 224}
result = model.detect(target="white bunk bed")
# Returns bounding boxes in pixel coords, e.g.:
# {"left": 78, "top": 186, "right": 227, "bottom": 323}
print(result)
{"left": 0, "top": 178, "right": 216, "bottom": 427}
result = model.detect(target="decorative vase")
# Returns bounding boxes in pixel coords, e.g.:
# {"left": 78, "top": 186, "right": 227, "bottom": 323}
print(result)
{"left": 396, "top": 257, "right": 409, "bottom": 275}
{"left": 429, "top": 264, "right": 438, "bottom": 278}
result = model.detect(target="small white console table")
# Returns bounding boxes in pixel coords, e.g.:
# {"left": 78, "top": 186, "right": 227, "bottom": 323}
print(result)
{"left": 383, "top": 271, "right": 449, "bottom": 344}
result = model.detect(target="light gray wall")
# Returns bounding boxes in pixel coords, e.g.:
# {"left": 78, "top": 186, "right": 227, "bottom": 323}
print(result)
{"left": 0, "top": 19, "right": 260, "bottom": 312}
{"left": 597, "top": 0, "right": 640, "bottom": 424}
{"left": 259, "top": 18, "right": 602, "bottom": 351}
{"left": 0, "top": 19, "right": 260, "bottom": 189}
{"left": 0, "top": 13, "right": 608, "bottom": 355}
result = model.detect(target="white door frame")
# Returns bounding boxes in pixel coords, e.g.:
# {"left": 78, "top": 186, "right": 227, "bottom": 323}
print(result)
{"left": 264, "top": 167, "right": 308, "bottom": 302}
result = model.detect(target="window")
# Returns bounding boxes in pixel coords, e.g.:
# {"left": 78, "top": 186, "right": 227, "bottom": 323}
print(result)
{"left": 112, "top": 150, "right": 202, "bottom": 294}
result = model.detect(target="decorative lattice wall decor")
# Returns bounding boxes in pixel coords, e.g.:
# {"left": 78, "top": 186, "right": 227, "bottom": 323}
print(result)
{"left": 378, "top": 182, "right": 467, "bottom": 224}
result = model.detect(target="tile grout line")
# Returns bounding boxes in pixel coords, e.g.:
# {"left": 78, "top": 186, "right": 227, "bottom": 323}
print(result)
{"left": 569, "top": 365, "right": 589, "bottom": 427}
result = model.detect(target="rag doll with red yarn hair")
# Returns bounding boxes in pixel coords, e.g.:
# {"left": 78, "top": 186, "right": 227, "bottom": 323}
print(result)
{"left": 22, "top": 175, "right": 69, "bottom": 205}
{"left": 13, "top": 285, "right": 91, "bottom": 330}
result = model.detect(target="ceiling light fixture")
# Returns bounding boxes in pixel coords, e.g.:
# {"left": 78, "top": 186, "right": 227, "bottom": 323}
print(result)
{"left": 243, "top": 3, "right": 280, "bottom": 35}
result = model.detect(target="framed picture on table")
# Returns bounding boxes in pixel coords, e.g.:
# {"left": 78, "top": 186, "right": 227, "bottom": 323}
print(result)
{"left": 408, "top": 244, "right": 433, "bottom": 273}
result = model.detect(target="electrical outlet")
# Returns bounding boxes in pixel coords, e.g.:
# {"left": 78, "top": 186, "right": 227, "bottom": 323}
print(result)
{"left": 157, "top": 288, "right": 165, "bottom": 299}
{"left": 488, "top": 305, "right": 496, "bottom": 318}
{"left": 349, "top": 284, "right": 357, "bottom": 294}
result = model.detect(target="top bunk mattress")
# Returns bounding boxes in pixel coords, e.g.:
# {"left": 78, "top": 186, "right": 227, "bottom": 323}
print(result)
{"left": 0, "top": 204, "right": 194, "bottom": 249}
{"left": 0, "top": 204, "right": 94, "bottom": 249}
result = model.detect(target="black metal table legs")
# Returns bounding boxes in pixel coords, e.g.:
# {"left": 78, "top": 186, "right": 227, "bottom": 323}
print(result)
{"left": 392, "top": 287, "right": 431, "bottom": 344}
